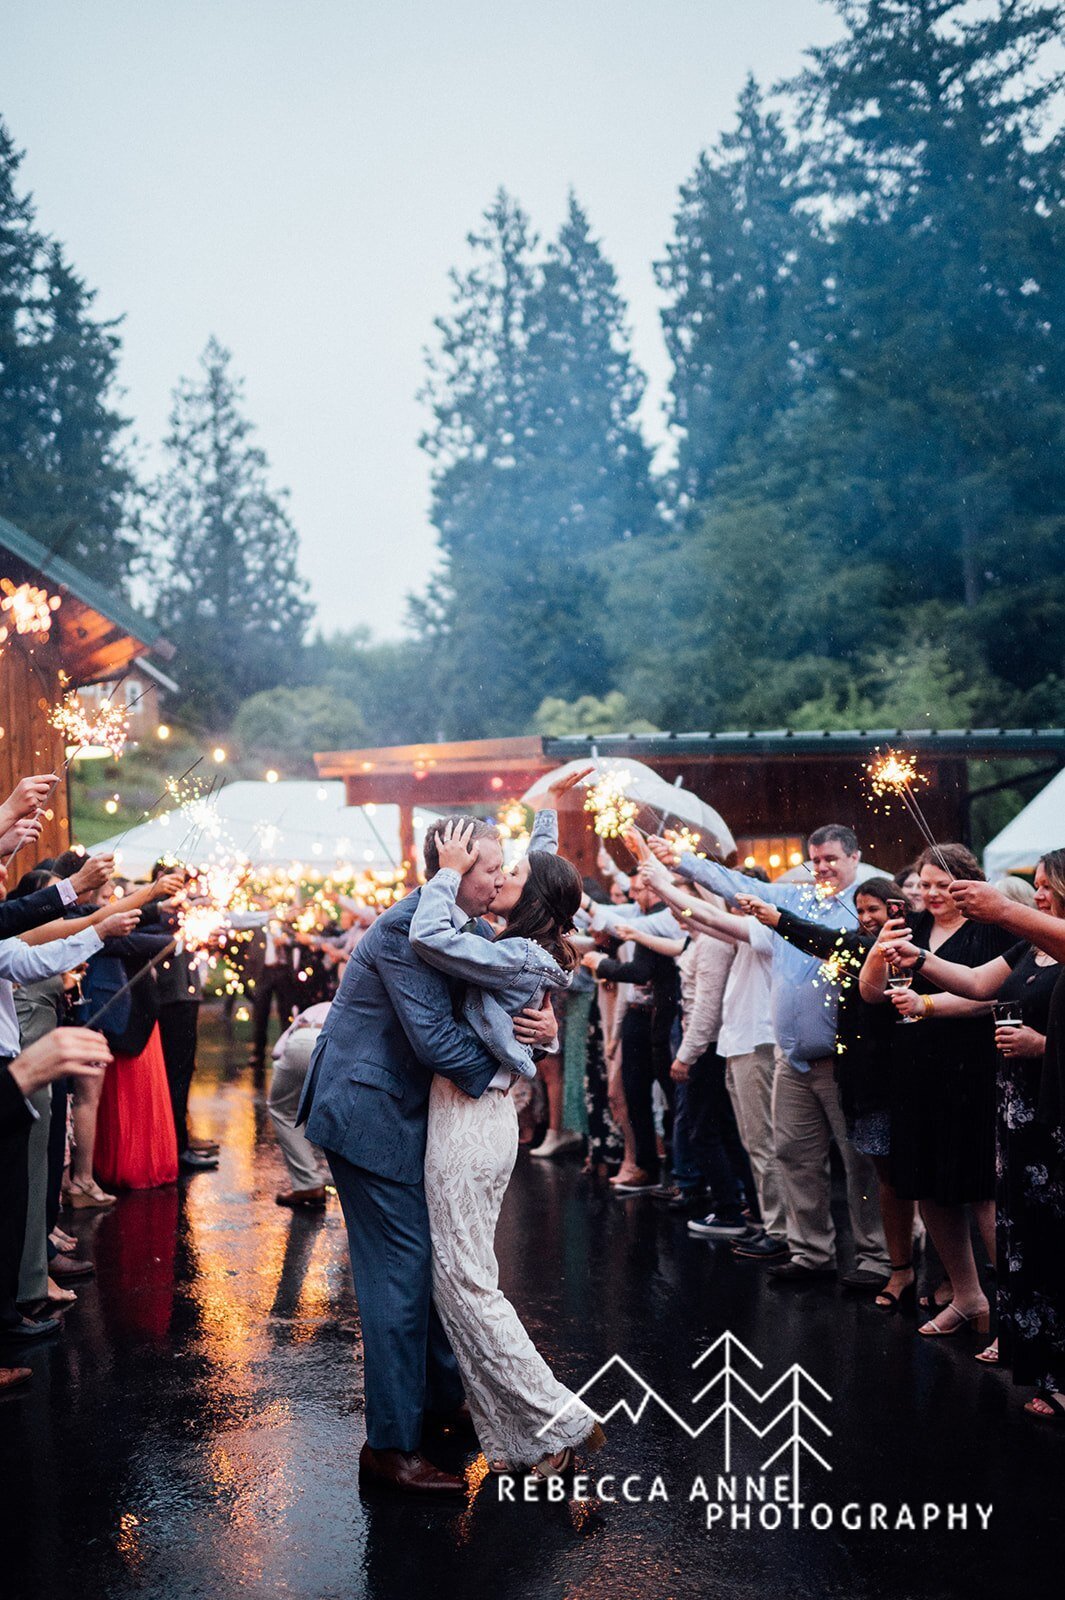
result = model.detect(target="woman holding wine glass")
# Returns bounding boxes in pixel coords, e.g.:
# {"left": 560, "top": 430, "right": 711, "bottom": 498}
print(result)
{"left": 860, "top": 844, "right": 1014, "bottom": 1336}
{"left": 875, "top": 851, "right": 1064, "bottom": 1377}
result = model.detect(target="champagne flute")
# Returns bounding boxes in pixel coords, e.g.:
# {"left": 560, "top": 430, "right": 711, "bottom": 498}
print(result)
{"left": 887, "top": 967, "right": 918, "bottom": 1024}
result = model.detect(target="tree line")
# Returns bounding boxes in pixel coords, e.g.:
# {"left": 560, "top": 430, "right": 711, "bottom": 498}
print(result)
{"left": 2, "top": 0, "right": 1064, "bottom": 762}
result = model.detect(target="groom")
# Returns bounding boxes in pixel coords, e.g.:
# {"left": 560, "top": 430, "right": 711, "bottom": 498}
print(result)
{"left": 299, "top": 816, "right": 557, "bottom": 1494}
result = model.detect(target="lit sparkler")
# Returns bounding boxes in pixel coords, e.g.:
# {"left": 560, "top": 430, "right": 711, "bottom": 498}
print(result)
{"left": 47, "top": 691, "right": 130, "bottom": 760}
{"left": 0, "top": 578, "right": 61, "bottom": 639}
{"left": 865, "top": 747, "right": 952, "bottom": 876}
{"left": 584, "top": 769, "right": 638, "bottom": 840}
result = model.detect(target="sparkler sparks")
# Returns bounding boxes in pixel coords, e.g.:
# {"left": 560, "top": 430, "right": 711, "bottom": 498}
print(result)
{"left": 0, "top": 579, "right": 61, "bottom": 639}
{"left": 47, "top": 691, "right": 130, "bottom": 759}
{"left": 584, "top": 769, "right": 638, "bottom": 839}
{"left": 864, "top": 747, "right": 952, "bottom": 876}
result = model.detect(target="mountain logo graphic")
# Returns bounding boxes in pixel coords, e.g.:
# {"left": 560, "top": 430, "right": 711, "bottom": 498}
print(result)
{"left": 537, "top": 1331, "right": 832, "bottom": 1495}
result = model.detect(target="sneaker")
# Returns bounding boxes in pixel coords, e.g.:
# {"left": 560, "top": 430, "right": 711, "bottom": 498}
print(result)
{"left": 687, "top": 1213, "right": 751, "bottom": 1239}
{"left": 530, "top": 1129, "right": 582, "bottom": 1159}
{"left": 731, "top": 1230, "right": 790, "bottom": 1261}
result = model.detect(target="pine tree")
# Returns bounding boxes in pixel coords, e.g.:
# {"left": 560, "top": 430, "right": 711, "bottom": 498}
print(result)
{"left": 522, "top": 193, "right": 656, "bottom": 555}
{"left": 790, "top": 0, "right": 1065, "bottom": 649}
{"left": 656, "top": 75, "right": 819, "bottom": 509}
{"left": 416, "top": 191, "right": 653, "bottom": 737}
{"left": 153, "top": 339, "right": 313, "bottom": 727}
{"left": 0, "top": 120, "right": 135, "bottom": 585}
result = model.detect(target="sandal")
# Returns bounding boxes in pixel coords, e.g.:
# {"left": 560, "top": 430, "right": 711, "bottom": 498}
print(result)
{"left": 529, "top": 1421, "right": 606, "bottom": 1480}
{"left": 875, "top": 1261, "right": 916, "bottom": 1312}
{"left": 975, "top": 1338, "right": 999, "bottom": 1365}
{"left": 918, "top": 1300, "right": 990, "bottom": 1338}
{"left": 918, "top": 1279, "right": 953, "bottom": 1314}
{"left": 1024, "top": 1392, "right": 1065, "bottom": 1424}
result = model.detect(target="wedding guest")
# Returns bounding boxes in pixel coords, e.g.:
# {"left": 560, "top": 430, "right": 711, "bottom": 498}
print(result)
{"left": 151, "top": 863, "right": 217, "bottom": 1173}
{"left": 743, "top": 876, "right": 917, "bottom": 1305}
{"left": 636, "top": 853, "right": 787, "bottom": 1258}
{"left": 270, "top": 1003, "right": 331, "bottom": 1207}
{"left": 583, "top": 876, "right": 681, "bottom": 1193}
{"left": 948, "top": 869, "right": 1065, "bottom": 1422}
{"left": 92, "top": 916, "right": 179, "bottom": 1192}
{"left": 649, "top": 826, "right": 889, "bottom": 1285}
{"left": 880, "top": 852, "right": 1064, "bottom": 1376}
{"left": 993, "top": 875, "right": 1037, "bottom": 907}
{"left": 0, "top": 1028, "right": 111, "bottom": 1362}
{"left": 860, "top": 843, "right": 1013, "bottom": 1335}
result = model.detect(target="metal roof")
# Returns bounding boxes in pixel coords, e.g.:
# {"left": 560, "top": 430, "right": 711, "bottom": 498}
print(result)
{"left": 543, "top": 729, "right": 1065, "bottom": 760}
{"left": 0, "top": 511, "right": 164, "bottom": 653}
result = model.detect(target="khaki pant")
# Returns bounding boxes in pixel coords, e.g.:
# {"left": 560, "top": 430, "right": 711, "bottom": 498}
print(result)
{"left": 726, "top": 1046, "right": 787, "bottom": 1242}
{"left": 771, "top": 1052, "right": 888, "bottom": 1272}
{"left": 268, "top": 1033, "right": 329, "bottom": 1192}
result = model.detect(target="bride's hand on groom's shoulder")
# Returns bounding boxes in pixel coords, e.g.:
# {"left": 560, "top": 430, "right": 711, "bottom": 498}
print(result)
{"left": 437, "top": 820, "right": 479, "bottom": 875}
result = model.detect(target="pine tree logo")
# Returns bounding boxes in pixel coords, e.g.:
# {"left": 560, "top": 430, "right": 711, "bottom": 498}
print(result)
{"left": 537, "top": 1330, "right": 832, "bottom": 1507}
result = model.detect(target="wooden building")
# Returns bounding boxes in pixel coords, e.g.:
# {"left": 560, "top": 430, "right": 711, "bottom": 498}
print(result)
{"left": 316, "top": 727, "right": 1065, "bottom": 885}
{"left": 78, "top": 656, "right": 179, "bottom": 740}
{"left": 0, "top": 513, "right": 173, "bottom": 863}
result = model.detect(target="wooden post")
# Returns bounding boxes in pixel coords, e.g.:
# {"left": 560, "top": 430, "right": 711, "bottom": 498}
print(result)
{"left": 399, "top": 801, "right": 417, "bottom": 888}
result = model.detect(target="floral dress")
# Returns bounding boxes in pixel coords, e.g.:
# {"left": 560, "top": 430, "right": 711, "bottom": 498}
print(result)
{"left": 994, "top": 945, "right": 1064, "bottom": 1391}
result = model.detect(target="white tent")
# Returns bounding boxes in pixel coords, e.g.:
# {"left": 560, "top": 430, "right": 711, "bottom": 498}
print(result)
{"left": 983, "top": 767, "right": 1065, "bottom": 878}
{"left": 95, "top": 779, "right": 440, "bottom": 878}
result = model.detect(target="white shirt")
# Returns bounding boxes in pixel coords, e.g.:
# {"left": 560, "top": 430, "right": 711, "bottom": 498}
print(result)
{"left": 716, "top": 917, "right": 776, "bottom": 1059}
{"left": 0, "top": 923, "right": 104, "bottom": 1060}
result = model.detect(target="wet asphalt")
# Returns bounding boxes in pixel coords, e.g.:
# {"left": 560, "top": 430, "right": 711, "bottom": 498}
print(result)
{"left": 2, "top": 1008, "right": 1062, "bottom": 1600}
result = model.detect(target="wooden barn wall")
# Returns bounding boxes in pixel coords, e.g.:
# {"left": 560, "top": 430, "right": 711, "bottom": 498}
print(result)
{"left": 0, "top": 637, "right": 70, "bottom": 869}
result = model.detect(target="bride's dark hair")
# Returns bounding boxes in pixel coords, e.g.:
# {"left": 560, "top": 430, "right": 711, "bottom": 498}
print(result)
{"left": 495, "top": 853, "right": 583, "bottom": 972}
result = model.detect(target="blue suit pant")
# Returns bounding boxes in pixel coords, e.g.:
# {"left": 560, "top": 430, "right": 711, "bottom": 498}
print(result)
{"left": 326, "top": 1148, "right": 465, "bottom": 1451}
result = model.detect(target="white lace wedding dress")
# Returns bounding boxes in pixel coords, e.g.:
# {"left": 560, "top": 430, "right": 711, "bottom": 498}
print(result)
{"left": 424, "top": 1075, "right": 597, "bottom": 1468}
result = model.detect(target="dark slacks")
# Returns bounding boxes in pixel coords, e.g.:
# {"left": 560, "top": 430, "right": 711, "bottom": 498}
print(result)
{"left": 46, "top": 1074, "right": 69, "bottom": 1234}
{"left": 620, "top": 1007, "right": 674, "bottom": 1181}
{"left": 158, "top": 1002, "right": 200, "bottom": 1155}
{"left": 326, "top": 1148, "right": 465, "bottom": 1452}
{"left": 682, "top": 1045, "right": 757, "bottom": 1218}
{"left": 0, "top": 1058, "right": 31, "bottom": 1327}
{"left": 251, "top": 966, "right": 296, "bottom": 1064}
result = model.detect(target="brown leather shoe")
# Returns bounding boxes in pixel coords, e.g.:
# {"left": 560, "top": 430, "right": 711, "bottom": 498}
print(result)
{"left": 50, "top": 1254, "right": 94, "bottom": 1281}
{"left": 0, "top": 1366, "right": 32, "bottom": 1393}
{"left": 275, "top": 1186, "right": 327, "bottom": 1209}
{"left": 358, "top": 1443, "right": 466, "bottom": 1495}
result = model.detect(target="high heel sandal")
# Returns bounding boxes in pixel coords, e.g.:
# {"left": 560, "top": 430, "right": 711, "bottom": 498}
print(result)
{"left": 918, "top": 1301, "right": 990, "bottom": 1338}
{"left": 875, "top": 1261, "right": 916, "bottom": 1313}
{"left": 1023, "top": 1392, "right": 1065, "bottom": 1425}
{"left": 975, "top": 1338, "right": 999, "bottom": 1365}
{"left": 530, "top": 1421, "right": 606, "bottom": 1480}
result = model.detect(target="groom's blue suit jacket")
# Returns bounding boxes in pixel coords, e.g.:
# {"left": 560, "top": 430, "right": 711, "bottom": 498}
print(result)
{"left": 297, "top": 890, "right": 499, "bottom": 1184}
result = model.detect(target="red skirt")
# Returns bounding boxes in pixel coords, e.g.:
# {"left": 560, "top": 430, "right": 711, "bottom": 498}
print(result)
{"left": 94, "top": 1023, "right": 178, "bottom": 1190}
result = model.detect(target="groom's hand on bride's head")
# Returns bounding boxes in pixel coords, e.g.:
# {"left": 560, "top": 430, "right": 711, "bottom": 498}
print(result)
{"left": 436, "top": 820, "right": 479, "bottom": 875}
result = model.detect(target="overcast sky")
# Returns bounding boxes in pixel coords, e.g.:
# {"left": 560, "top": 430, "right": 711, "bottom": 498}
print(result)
{"left": 4, "top": 0, "right": 841, "bottom": 637}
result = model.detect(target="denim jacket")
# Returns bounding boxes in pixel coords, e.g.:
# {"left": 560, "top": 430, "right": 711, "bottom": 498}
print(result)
{"left": 408, "top": 809, "right": 570, "bottom": 1078}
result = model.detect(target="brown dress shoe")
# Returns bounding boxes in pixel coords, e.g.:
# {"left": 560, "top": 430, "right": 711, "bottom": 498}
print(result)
{"left": 0, "top": 1367, "right": 32, "bottom": 1392}
{"left": 50, "top": 1254, "right": 94, "bottom": 1281}
{"left": 275, "top": 1186, "right": 327, "bottom": 1209}
{"left": 358, "top": 1443, "right": 466, "bottom": 1495}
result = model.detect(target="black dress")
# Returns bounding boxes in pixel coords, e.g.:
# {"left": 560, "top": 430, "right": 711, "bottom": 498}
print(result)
{"left": 994, "top": 943, "right": 1063, "bottom": 1386}
{"left": 889, "top": 913, "right": 1014, "bottom": 1204}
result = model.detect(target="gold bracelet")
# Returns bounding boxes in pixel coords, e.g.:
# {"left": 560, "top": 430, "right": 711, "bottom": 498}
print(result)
{"left": 922, "top": 994, "right": 935, "bottom": 1018}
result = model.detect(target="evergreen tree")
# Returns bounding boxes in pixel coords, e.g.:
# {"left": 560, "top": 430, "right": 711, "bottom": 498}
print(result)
{"left": 153, "top": 339, "right": 313, "bottom": 727}
{"left": 0, "top": 121, "right": 134, "bottom": 584}
{"left": 790, "top": 0, "right": 1065, "bottom": 671}
{"left": 416, "top": 191, "right": 654, "bottom": 737}
{"left": 656, "top": 75, "right": 818, "bottom": 508}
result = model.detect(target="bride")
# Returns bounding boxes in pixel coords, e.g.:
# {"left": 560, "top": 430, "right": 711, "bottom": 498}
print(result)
{"left": 410, "top": 803, "right": 605, "bottom": 1478}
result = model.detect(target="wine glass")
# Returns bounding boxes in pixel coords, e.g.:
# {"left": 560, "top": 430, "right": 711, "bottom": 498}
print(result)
{"left": 887, "top": 967, "right": 918, "bottom": 1024}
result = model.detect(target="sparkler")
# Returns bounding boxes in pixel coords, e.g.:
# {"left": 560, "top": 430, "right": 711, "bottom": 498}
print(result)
{"left": 0, "top": 579, "right": 61, "bottom": 640}
{"left": 47, "top": 691, "right": 131, "bottom": 761}
{"left": 865, "top": 748, "right": 952, "bottom": 876}
{"left": 584, "top": 769, "right": 638, "bottom": 840}
{"left": 110, "top": 756, "right": 205, "bottom": 852}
